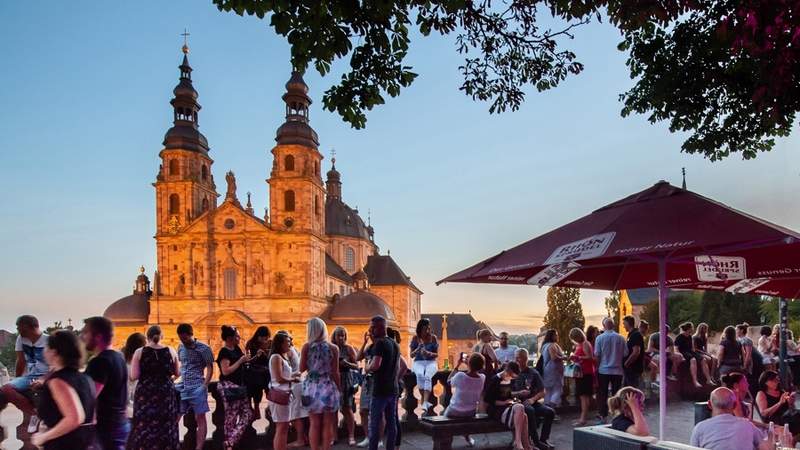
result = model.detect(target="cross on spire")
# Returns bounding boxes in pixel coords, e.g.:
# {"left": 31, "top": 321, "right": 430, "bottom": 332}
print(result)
{"left": 181, "top": 28, "right": 190, "bottom": 54}
{"left": 331, "top": 148, "right": 336, "bottom": 165}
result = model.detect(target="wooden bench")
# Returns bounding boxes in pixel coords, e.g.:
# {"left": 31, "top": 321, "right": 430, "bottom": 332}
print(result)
{"left": 419, "top": 415, "right": 508, "bottom": 450}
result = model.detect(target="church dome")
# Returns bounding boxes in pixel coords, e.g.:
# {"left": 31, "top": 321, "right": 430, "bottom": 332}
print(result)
{"left": 163, "top": 125, "right": 209, "bottom": 153}
{"left": 329, "top": 290, "right": 396, "bottom": 322}
{"left": 104, "top": 292, "right": 150, "bottom": 323}
{"left": 325, "top": 198, "right": 371, "bottom": 240}
{"left": 276, "top": 120, "right": 319, "bottom": 148}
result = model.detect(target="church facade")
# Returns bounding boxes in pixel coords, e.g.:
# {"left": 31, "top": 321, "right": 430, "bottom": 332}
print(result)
{"left": 104, "top": 45, "right": 422, "bottom": 352}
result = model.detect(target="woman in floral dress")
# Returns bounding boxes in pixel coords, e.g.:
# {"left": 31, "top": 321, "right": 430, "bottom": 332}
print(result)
{"left": 300, "top": 318, "right": 341, "bottom": 450}
{"left": 128, "top": 325, "right": 180, "bottom": 450}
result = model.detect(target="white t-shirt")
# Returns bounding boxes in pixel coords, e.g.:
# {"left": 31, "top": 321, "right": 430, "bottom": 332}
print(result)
{"left": 15, "top": 333, "right": 49, "bottom": 376}
{"left": 690, "top": 413, "right": 763, "bottom": 450}
{"left": 448, "top": 371, "right": 485, "bottom": 414}
{"left": 495, "top": 345, "right": 519, "bottom": 364}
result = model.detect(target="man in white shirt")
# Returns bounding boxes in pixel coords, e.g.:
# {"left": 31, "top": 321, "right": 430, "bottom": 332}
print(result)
{"left": 0, "top": 315, "right": 48, "bottom": 415}
{"left": 494, "top": 332, "right": 518, "bottom": 365}
{"left": 690, "top": 387, "right": 769, "bottom": 450}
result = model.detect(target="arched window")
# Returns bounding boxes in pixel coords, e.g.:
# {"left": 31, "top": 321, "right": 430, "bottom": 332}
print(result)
{"left": 201, "top": 197, "right": 209, "bottom": 212}
{"left": 169, "top": 194, "right": 180, "bottom": 215}
{"left": 169, "top": 159, "right": 179, "bottom": 176}
{"left": 284, "top": 154, "right": 295, "bottom": 171}
{"left": 223, "top": 268, "right": 237, "bottom": 299}
{"left": 284, "top": 190, "right": 295, "bottom": 212}
{"left": 201, "top": 165, "right": 208, "bottom": 180}
{"left": 344, "top": 247, "right": 355, "bottom": 272}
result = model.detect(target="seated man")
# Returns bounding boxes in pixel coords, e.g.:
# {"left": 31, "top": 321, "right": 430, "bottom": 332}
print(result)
{"left": 690, "top": 387, "right": 769, "bottom": 450}
{"left": 647, "top": 325, "right": 680, "bottom": 383}
{"left": 0, "top": 316, "right": 49, "bottom": 417}
{"left": 513, "top": 348, "right": 554, "bottom": 450}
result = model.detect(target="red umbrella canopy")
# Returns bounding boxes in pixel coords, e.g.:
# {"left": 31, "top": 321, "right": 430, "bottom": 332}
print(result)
{"left": 438, "top": 181, "right": 800, "bottom": 298}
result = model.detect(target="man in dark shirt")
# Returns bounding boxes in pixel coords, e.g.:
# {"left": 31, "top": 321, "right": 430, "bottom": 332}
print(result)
{"left": 623, "top": 315, "right": 644, "bottom": 388}
{"left": 366, "top": 315, "right": 399, "bottom": 450}
{"left": 82, "top": 316, "right": 129, "bottom": 450}
{"left": 513, "top": 348, "right": 555, "bottom": 450}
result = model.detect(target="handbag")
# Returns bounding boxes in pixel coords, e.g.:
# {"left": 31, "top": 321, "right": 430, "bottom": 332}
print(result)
{"left": 267, "top": 385, "right": 292, "bottom": 405}
{"left": 564, "top": 362, "right": 583, "bottom": 378}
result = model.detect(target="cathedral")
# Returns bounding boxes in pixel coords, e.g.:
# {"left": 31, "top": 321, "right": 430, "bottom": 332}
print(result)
{"left": 104, "top": 44, "right": 422, "bottom": 352}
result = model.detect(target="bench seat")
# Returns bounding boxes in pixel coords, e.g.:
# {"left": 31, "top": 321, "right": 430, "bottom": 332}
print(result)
{"left": 419, "top": 415, "right": 508, "bottom": 450}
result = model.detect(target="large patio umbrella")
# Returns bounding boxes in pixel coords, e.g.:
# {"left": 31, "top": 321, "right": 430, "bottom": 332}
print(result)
{"left": 438, "top": 181, "right": 800, "bottom": 438}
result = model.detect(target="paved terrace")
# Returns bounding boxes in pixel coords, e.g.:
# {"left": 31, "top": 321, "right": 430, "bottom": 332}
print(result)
{"left": 0, "top": 398, "right": 694, "bottom": 450}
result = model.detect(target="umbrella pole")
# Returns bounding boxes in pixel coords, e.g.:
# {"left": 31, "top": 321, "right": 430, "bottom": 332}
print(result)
{"left": 658, "top": 259, "right": 667, "bottom": 440}
{"left": 779, "top": 297, "right": 788, "bottom": 390}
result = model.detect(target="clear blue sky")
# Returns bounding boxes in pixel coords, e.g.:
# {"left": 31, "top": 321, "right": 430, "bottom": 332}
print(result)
{"left": 1, "top": 2, "right": 798, "bottom": 334}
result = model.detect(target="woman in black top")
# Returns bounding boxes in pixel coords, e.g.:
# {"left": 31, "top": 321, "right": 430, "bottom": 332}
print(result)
{"left": 755, "top": 370, "right": 794, "bottom": 425}
{"left": 717, "top": 326, "right": 744, "bottom": 376}
{"left": 693, "top": 323, "right": 718, "bottom": 379}
{"left": 607, "top": 386, "right": 650, "bottom": 436}
{"left": 483, "top": 362, "right": 532, "bottom": 450}
{"left": 245, "top": 326, "right": 271, "bottom": 419}
{"left": 31, "top": 330, "right": 95, "bottom": 450}
{"left": 675, "top": 322, "right": 712, "bottom": 388}
{"left": 217, "top": 325, "right": 254, "bottom": 450}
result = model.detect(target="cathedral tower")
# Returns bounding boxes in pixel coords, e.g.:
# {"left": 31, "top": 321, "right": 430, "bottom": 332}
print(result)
{"left": 268, "top": 72, "right": 325, "bottom": 235}
{"left": 154, "top": 44, "right": 218, "bottom": 235}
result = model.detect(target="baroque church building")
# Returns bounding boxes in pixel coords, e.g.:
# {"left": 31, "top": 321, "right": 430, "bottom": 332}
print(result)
{"left": 104, "top": 45, "right": 422, "bottom": 351}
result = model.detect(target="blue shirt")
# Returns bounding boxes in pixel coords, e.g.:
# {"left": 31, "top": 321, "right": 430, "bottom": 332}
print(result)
{"left": 177, "top": 340, "right": 214, "bottom": 391}
{"left": 410, "top": 337, "right": 439, "bottom": 361}
{"left": 593, "top": 330, "right": 626, "bottom": 375}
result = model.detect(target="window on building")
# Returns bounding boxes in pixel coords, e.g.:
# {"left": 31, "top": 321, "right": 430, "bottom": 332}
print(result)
{"left": 284, "top": 154, "right": 295, "bottom": 171}
{"left": 201, "top": 165, "right": 208, "bottom": 180}
{"left": 169, "top": 194, "right": 180, "bottom": 215}
{"left": 202, "top": 197, "right": 209, "bottom": 212}
{"left": 169, "top": 159, "right": 179, "bottom": 176}
{"left": 344, "top": 247, "right": 355, "bottom": 272}
{"left": 224, "top": 268, "right": 237, "bottom": 299}
{"left": 314, "top": 195, "right": 320, "bottom": 216}
{"left": 285, "top": 190, "right": 295, "bottom": 212}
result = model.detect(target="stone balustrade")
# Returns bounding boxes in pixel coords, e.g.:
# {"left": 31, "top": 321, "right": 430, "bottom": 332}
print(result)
{"left": 0, "top": 370, "right": 579, "bottom": 448}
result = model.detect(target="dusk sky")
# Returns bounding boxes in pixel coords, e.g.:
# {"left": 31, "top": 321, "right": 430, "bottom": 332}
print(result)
{"left": 1, "top": 2, "right": 798, "bottom": 335}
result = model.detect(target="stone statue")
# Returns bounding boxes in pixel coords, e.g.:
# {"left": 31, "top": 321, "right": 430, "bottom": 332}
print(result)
{"left": 225, "top": 171, "right": 237, "bottom": 201}
{"left": 175, "top": 273, "right": 186, "bottom": 295}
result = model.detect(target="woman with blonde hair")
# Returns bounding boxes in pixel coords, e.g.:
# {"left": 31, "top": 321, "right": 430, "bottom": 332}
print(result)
{"left": 569, "top": 327, "right": 595, "bottom": 426}
{"left": 607, "top": 386, "right": 650, "bottom": 436}
{"left": 473, "top": 329, "right": 498, "bottom": 374}
{"left": 300, "top": 317, "right": 341, "bottom": 450}
{"left": 693, "top": 323, "right": 718, "bottom": 379}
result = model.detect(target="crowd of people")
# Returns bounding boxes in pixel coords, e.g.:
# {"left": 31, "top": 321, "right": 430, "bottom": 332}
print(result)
{"left": 1, "top": 312, "right": 798, "bottom": 450}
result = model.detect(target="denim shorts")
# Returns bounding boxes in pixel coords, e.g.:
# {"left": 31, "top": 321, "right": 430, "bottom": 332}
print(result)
{"left": 180, "top": 385, "right": 210, "bottom": 415}
{"left": 8, "top": 373, "right": 44, "bottom": 392}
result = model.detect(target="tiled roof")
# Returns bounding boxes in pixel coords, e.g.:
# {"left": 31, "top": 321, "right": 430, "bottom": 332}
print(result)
{"left": 364, "top": 255, "right": 422, "bottom": 293}
{"left": 326, "top": 254, "right": 352, "bottom": 283}
{"left": 423, "top": 313, "right": 484, "bottom": 340}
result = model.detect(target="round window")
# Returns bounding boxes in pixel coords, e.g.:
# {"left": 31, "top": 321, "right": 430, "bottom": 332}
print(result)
{"left": 224, "top": 218, "right": 235, "bottom": 230}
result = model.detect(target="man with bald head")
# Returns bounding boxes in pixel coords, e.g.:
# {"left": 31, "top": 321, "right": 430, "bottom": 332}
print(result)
{"left": 594, "top": 317, "right": 626, "bottom": 422}
{"left": 690, "top": 387, "right": 767, "bottom": 450}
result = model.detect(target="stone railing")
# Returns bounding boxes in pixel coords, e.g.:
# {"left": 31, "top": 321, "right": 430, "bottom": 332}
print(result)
{"left": 0, "top": 370, "right": 582, "bottom": 448}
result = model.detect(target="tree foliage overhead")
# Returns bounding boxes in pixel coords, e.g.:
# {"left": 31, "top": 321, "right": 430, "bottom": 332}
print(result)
{"left": 543, "top": 286, "right": 585, "bottom": 352}
{"left": 214, "top": 0, "right": 799, "bottom": 159}
{"left": 604, "top": 290, "right": 621, "bottom": 332}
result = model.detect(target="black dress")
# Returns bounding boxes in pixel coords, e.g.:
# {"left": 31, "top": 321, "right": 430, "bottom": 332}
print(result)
{"left": 38, "top": 368, "right": 96, "bottom": 450}
{"left": 128, "top": 346, "right": 180, "bottom": 450}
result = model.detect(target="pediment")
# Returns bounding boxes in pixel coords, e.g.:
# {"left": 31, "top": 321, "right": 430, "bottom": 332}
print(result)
{"left": 183, "top": 200, "right": 270, "bottom": 234}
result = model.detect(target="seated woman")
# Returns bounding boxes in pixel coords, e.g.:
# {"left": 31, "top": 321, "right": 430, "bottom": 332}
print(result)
{"left": 444, "top": 352, "right": 486, "bottom": 447}
{"left": 675, "top": 322, "right": 713, "bottom": 388}
{"left": 607, "top": 387, "right": 650, "bottom": 437}
{"left": 693, "top": 323, "right": 718, "bottom": 379}
{"left": 758, "top": 326, "right": 777, "bottom": 369}
{"left": 721, "top": 372, "right": 755, "bottom": 421}
{"left": 484, "top": 362, "right": 532, "bottom": 450}
{"left": 755, "top": 370, "right": 795, "bottom": 426}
